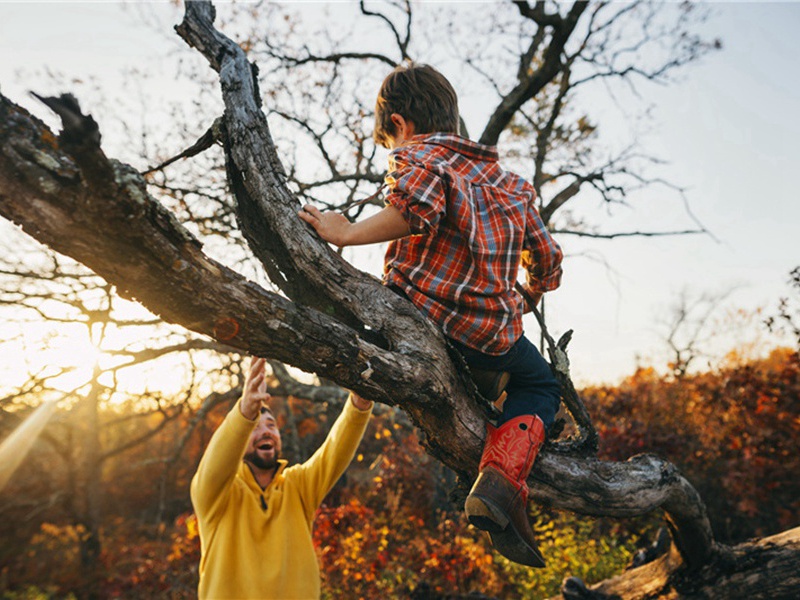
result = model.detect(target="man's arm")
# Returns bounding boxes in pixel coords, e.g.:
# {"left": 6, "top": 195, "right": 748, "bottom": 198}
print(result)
{"left": 298, "top": 204, "right": 410, "bottom": 247}
{"left": 190, "top": 358, "right": 268, "bottom": 517}
{"left": 292, "top": 392, "right": 373, "bottom": 517}
{"left": 348, "top": 391, "right": 373, "bottom": 411}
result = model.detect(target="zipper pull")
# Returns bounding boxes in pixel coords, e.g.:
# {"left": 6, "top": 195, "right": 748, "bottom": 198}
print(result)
{"left": 260, "top": 495, "right": 267, "bottom": 511}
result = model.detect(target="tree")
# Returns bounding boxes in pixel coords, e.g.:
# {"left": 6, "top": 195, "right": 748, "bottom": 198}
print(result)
{"left": 656, "top": 286, "right": 739, "bottom": 378}
{"left": 0, "top": 245, "right": 238, "bottom": 596}
{"left": 249, "top": 0, "right": 713, "bottom": 239}
{"left": 766, "top": 267, "right": 800, "bottom": 350}
{"left": 1, "top": 1, "right": 798, "bottom": 598}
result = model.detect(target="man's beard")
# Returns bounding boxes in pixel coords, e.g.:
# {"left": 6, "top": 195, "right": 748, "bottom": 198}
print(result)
{"left": 244, "top": 448, "right": 280, "bottom": 471}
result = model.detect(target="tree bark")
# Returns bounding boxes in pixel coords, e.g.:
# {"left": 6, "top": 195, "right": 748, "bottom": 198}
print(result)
{"left": 4, "top": 2, "right": 799, "bottom": 590}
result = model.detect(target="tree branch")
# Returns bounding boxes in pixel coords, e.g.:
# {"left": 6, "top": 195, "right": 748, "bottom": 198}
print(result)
{"left": 480, "top": 1, "right": 589, "bottom": 145}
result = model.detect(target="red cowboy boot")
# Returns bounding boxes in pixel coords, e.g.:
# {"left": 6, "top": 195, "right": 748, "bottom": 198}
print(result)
{"left": 464, "top": 414, "right": 546, "bottom": 567}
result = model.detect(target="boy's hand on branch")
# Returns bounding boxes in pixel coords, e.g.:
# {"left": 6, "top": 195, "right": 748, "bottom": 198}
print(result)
{"left": 299, "top": 205, "right": 352, "bottom": 247}
{"left": 523, "top": 290, "right": 543, "bottom": 314}
{"left": 300, "top": 204, "right": 410, "bottom": 247}
{"left": 240, "top": 357, "right": 271, "bottom": 421}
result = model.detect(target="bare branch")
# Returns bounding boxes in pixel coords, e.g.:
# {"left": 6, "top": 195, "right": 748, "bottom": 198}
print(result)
{"left": 552, "top": 228, "right": 705, "bottom": 240}
{"left": 480, "top": 1, "right": 589, "bottom": 145}
{"left": 359, "top": 0, "right": 412, "bottom": 61}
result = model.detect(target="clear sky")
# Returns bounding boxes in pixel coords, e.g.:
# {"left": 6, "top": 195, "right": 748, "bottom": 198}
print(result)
{"left": 1, "top": 1, "right": 798, "bottom": 386}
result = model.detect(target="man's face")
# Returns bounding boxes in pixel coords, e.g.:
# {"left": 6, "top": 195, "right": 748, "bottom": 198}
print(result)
{"left": 244, "top": 410, "right": 282, "bottom": 471}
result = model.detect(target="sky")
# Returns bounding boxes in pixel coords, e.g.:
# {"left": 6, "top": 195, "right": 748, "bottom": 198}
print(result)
{"left": 1, "top": 1, "right": 798, "bottom": 387}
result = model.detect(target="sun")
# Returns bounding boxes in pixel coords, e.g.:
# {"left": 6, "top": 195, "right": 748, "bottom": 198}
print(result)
{"left": 44, "top": 330, "right": 104, "bottom": 391}
{"left": 1, "top": 298, "right": 198, "bottom": 400}
{"left": 21, "top": 321, "right": 106, "bottom": 393}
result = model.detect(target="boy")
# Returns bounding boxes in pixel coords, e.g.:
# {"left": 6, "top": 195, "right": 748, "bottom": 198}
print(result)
{"left": 298, "top": 63, "right": 563, "bottom": 567}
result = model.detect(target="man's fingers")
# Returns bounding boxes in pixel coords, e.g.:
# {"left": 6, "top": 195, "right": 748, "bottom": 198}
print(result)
{"left": 250, "top": 391, "right": 271, "bottom": 405}
{"left": 249, "top": 356, "right": 265, "bottom": 372}
{"left": 249, "top": 370, "right": 264, "bottom": 389}
{"left": 257, "top": 371, "right": 268, "bottom": 393}
{"left": 245, "top": 378, "right": 262, "bottom": 404}
{"left": 246, "top": 358, "right": 267, "bottom": 390}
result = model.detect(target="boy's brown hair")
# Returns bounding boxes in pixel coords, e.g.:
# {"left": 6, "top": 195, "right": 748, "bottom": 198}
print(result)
{"left": 374, "top": 62, "right": 460, "bottom": 148}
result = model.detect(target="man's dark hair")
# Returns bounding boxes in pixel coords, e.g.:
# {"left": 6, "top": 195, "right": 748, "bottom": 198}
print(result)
{"left": 373, "top": 62, "right": 460, "bottom": 148}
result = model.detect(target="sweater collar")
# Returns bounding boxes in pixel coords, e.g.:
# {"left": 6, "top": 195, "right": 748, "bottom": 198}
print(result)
{"left": 240, "top": 458, "right": 288, "bottom": 492}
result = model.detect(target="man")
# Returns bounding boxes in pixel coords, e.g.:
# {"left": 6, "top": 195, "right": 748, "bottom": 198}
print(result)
{"left": 191, "top": 357, "right": 373, "bottom": 599}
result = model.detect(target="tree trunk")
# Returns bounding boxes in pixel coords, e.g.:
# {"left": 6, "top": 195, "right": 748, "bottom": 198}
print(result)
{"left": 77, "top": 371, "right": 104, "bottom": 600}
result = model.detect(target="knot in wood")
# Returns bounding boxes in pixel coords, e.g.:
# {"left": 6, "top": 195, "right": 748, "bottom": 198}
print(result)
{"left": 214, "top": 317, "right": 240, "bottom": 341}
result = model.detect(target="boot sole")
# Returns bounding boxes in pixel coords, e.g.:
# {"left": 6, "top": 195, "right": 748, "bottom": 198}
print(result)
{"left": 466, "top": 494, "right": 546, "bottom": 567}
{"left": 489, "top": 526, "right": 546, "bottom": 568}
{"left": 464, "top": 494, "right": 509, "bottom": 533}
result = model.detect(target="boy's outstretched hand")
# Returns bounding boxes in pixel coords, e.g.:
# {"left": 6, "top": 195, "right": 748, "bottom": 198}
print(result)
{"left": 299, "top": 205, "right": 353, "bottom": 247}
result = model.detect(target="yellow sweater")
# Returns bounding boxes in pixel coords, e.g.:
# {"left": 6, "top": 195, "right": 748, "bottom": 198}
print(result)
{"left": 191, "top": 398, "right": 372, "bottom": 600}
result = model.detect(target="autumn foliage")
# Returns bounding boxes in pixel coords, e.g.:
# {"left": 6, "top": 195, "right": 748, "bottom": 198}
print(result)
{"left": 1, "top": 349, "right": 798, "bottom": 598}
{"left": 583, "top": 347, "right": 799, "bottom": 543}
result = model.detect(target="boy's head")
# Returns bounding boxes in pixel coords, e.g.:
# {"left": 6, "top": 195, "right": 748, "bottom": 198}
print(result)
{"left": 374, "top": 62, "right": 460, "bottom": 149}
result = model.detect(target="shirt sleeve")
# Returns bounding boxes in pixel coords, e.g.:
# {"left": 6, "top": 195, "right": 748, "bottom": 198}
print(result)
{"left": 190, "top": 399, "right": 256, "bottom": 520}
{"left": 521, "top": 183, "right": 563, "bottom": 294}
{"left": 291, "top": 397, "right": 372, "bottom": 519}
{"left": 383, "top": 152, "right": 446, "bottom": 235}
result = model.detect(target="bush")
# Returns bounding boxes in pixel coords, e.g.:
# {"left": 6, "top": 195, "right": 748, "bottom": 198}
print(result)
{"left": 583, "top": 349, "right": 800, "bottom": 543}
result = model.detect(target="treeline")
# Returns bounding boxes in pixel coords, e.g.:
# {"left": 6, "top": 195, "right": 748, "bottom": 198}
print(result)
{"left": 1, "top": 349, "right": 797, "bottom": 599}
{"left": 585, "top": 346, "right": 799, "bottom": 543}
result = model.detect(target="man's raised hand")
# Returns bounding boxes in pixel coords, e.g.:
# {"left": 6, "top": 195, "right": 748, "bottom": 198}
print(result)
{"left": 348, "top": 391, "right": 373, "bottom": 412}
{"left": 240, "top": 357, "right": 271, "bottom": 420}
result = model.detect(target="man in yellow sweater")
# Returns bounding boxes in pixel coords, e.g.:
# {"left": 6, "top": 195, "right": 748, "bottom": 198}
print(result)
{"left": 191, "top": 357, "right": 373, "bottom": 599}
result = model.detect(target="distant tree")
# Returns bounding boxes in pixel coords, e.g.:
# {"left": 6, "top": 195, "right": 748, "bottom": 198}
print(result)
{"left": 766, "top": 266, "right": 800, "bottom": 349}
{"left": 656, "top": 287, "right": 738, "bottom": 378}
{"left": 0, "top": 246, "right": 234, "bottom": 596}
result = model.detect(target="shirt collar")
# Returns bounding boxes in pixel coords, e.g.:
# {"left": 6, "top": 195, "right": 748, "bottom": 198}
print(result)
{"left": 398, "top": 133, "right": 499, "bottom": 163}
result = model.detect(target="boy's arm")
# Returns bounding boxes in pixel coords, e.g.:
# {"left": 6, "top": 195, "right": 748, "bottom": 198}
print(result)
{"left": 521, "top": 186, "right": 563, "bottom": 311}
{"left": 299, "top": 204, "right": 410, "bottom": 247}
{"left": 299, "top": 152, "right": 446, "bottom": 246}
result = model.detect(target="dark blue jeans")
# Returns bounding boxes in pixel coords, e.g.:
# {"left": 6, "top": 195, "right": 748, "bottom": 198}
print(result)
{"left": 450, "top": 335, "right": 561, "bottom": 432}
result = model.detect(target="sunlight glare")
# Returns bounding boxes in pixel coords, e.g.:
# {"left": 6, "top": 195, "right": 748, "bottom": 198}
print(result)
{"left": 41, "top": 330, "right": 104, "bottom": 392}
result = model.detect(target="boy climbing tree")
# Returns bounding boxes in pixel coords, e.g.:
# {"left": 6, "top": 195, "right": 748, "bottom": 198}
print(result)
{"left": 299, "top": 62, "right": 563, "bottom": 567}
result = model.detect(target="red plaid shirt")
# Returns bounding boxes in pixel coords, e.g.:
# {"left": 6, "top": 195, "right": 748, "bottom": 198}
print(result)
{"left": 383, "top": 133, "right": 563, "bottom": 355}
